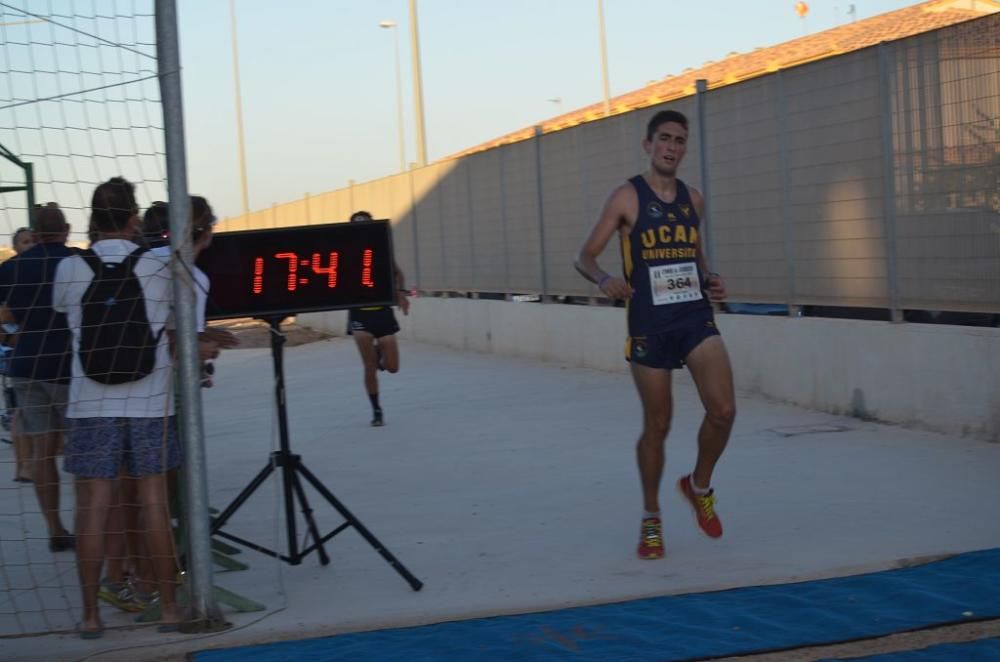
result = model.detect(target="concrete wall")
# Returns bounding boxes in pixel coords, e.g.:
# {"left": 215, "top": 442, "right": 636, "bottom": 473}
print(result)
{"left": 301, "top": 299, "right": 625, "bottom": 374}
{"left": 721, "top": 314, "right": 1000, "bottom": 442}
{"left": 300, "top": 298, "right": 1000, "bottom": 442}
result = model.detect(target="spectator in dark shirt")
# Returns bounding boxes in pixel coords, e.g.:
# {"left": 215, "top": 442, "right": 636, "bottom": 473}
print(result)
{"left": 2, "top": 204, "right": 75, "bottom": 551}
{"left": 1, "top": 226, "right": 36, "bottom": 482}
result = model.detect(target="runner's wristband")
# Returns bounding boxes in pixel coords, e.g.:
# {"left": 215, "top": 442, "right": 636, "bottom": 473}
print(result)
{"left": 597, "top": 274, "right": 612, "bottom": 290}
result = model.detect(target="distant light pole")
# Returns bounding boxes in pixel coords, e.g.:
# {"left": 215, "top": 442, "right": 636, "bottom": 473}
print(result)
{"left": 597, "top": 0, "right": 611, "bottom": 116}
{"left": 379, "top": 20, "right": 407, "bottom": 173}
{"left": 229, "top": 0, "right": 250, "bottom": 216}
{"left": 408, "top": 0, "right": 428, "bottom": 167}
{"left": 795, "top": 1, "right": 810, "bottom": 35}
{"left": 0, "top": 19, "right": 44, "bottom": 27}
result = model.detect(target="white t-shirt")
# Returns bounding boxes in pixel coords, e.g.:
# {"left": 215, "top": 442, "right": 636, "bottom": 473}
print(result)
{"left": 53, "top": 239, "right": 175, "bottom": 418}
{"left": 150, "top": 245, "right": 209, "bottom": 331}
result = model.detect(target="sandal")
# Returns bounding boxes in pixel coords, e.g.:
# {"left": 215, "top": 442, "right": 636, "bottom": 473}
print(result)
{"left": 78, "top": 625, "right": 104, "bottom": 640}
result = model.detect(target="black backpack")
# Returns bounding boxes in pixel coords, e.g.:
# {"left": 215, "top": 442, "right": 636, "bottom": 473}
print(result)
{"left": 78, "top": 247, "right": 163, "bottom": 385}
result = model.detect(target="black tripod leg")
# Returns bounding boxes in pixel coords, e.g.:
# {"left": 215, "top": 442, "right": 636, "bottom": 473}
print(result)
{"left": 211, "top": 461, "right": 276, "bottom": 533}
{"left": 280, "top": 457, "right": 300, "bottom": 563}
{"left": 296, "top": 463, "right": 423, "bottom": 591}
{"left": 288, "top": 465, "right": 330, "bottom": 566}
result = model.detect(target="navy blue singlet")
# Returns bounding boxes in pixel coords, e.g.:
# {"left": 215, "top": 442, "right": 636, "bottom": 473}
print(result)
{"left": 622, "top": 175, "right": 711, "bottom": 336}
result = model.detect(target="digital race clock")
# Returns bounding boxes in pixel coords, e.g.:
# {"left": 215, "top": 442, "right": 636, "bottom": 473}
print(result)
{"left": 196, "top": 221, "right": 396, "bottom": 320}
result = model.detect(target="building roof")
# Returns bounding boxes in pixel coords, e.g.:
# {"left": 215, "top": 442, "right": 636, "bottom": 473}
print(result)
{"left": 449, "top": 0, "right": 1000, "bottom": 160}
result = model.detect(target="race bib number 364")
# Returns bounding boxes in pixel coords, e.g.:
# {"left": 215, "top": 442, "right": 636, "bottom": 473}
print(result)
{"left": 649, "top": 261, "right": 703, "bottom": 305}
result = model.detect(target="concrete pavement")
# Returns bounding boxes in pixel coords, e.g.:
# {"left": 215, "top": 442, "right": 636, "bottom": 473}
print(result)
{"left": 3, "top": 335, "right": 999, "bottom": 661}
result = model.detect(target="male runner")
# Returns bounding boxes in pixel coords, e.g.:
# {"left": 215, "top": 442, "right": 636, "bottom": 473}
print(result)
{"left": 346, "top": 211, "right": 409, "bottom": 426}
{"left": 575, "top": 109, "right": 736, "bottom": 560}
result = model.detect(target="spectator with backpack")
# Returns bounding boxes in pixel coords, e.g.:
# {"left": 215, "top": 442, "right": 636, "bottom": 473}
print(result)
{"left": 91, "top": 196, "right": 240, "bottom": 614}
{"left": 53, "top": 177, "right": 183, "bottom": 638}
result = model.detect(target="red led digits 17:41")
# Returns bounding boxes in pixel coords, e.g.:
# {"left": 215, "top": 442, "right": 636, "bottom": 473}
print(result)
{"left": 252, "top": 250, "right": 372, "bottom": 294}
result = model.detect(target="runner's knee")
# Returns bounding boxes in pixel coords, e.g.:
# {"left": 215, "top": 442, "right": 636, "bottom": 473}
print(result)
{"left": 706, "top": 401, "right": 736, "bottom": 428}
{"left": 641, "top": 416, "right": 670, "bottom": 441}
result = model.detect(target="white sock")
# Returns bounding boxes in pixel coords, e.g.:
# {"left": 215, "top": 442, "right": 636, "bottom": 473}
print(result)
{"left": 689, "top": 475, "right": 711, "bottom": 496}
{"left": 643, "top": 510, "right": 660, "bottom": 520}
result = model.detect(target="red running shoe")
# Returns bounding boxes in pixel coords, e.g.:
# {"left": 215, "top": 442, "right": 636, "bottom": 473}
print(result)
{"left": 677, "top": 474, "right": 723, "bottom": 538}
{"left": 637, "top": 516, "right": 665, "bottom": 560}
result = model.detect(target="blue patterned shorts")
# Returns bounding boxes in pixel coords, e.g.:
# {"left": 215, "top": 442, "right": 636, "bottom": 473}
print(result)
{"left": 64, "top": 417, "right": 181, "bottom": 478}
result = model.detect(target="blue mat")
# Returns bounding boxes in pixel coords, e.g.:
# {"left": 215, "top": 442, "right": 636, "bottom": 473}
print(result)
{"left": 195, "top": 548, "right": 1000, "bottom": 661}
{"left": 825, "top": 637, "right": 1000, "bottom": 661}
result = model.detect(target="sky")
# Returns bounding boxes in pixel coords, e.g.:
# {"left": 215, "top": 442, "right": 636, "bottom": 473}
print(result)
{"left": 177, "top": 0, "right": 925, "bottom": 221}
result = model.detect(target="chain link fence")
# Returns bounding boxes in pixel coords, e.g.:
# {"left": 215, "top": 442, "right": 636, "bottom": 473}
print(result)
{"left": 222, "top": 14, "right": 999, "bottom": 317}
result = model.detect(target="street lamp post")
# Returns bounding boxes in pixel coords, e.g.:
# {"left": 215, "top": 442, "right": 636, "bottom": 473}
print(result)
{"left": 408, "top": 0, "right": 428, "bottom": 167}
{"left": 597, "top": 0, "right": 611, "bottom": 116}
{"left": 379, "top": 20, "right": 406, "bottom": 174}
{"left": 229, "top": 0, "right": 250, "bottom": 216}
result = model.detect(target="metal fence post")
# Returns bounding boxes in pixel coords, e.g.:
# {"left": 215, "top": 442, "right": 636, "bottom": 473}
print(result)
{"left": 155, "top": 0, "right": 226, "bottom": 631}
{"left": 408, "top": 167, "right": 421, "bottom": 289}
{"left": 776, "top": 70, "right": 800, "bottom": 316}
{"left": 915, "top": 39, "right": 928, "bottom": 197}
{"left": 464, "top": 159, "right": 477, "bottom": 292}
{"left": 499, "top": 149, "right": 511, "bottom": 293}
{"left": 437, "top": 169, "right": 448, "bottom": 291}
{"left": 695, "top": 79, "right": 714, "bottom": 265}
{"left": 533, "top": 125, "right": 548, "bottom": 296}
{"left": 24, "top": 162, "right": 35, "bottom": 224}
{"left": 878, "top": 42, "right": 903, "bottom": 322}
{"left": 0, "top": 146, "right": 35, "bottom": 227}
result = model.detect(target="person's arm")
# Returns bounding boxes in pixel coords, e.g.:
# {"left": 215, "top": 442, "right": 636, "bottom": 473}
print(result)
{"left": 201, "top": 326, "right": 239, "bottom": 349}
{"left": 690, "top": 187, "right": 726, "bottom": 302}
{"left": 51, "top": 258, "right": 70, "bottom": 314}
{"left": 393, "top": 260, "right": 410, "bottom": 315}
{"left": 574, "top": 184, "right": 635, "bottom": 300}
{"left": 0, "top": 262, "right": 15, "bottom": 332}
{"left": 0, "top": 305, "right": 17, "bottom": 347}
{"left": 0, "top": 261, "right": 11, "bottom": 312}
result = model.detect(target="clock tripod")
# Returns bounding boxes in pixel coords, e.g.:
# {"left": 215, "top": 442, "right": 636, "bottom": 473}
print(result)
{"left": 209, "top": 316, "right": 422, "bottom": 591}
